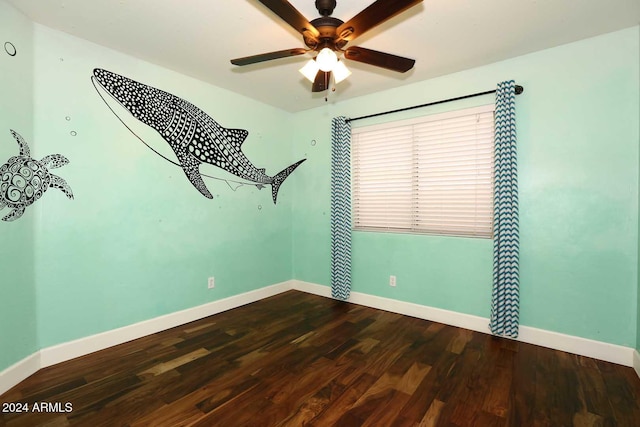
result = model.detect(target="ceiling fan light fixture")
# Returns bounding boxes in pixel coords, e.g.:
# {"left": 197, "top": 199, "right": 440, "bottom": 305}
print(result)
{"left": 299, "top": 59, "right": 320, "bottom": 82}
{"left": 316, "top": 47, "right": 338, "bottom": 72}
{"left": 333, "top": 60, "right": 351, "bottom": 84}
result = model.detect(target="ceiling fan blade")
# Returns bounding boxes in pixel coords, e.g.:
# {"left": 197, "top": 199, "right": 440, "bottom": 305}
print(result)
{"left": 336, "top": 0, "right": 422, "bottom": 43}
{"left": 312, "top": 71, "right": 331, "bottom": 92}
{"left": 344, "top": 46, "right": 415, "bottom": 72}
{"left": 257, "top": 0, "right": 320, "bottom": 41}
{"left": 231, "top": 48, "right": 307, "bottom": 66}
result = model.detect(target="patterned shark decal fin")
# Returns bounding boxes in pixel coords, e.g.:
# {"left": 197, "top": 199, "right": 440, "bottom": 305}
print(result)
{"left": 179, "top": 161, "right": 213, "bottom": 199}
{"left": 225, "top": 128, "right": 248, "bottom": 149}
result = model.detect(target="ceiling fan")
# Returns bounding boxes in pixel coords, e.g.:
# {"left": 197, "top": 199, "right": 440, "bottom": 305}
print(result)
{"left": 231, "top": 0, "right": 423, "bottom": 92}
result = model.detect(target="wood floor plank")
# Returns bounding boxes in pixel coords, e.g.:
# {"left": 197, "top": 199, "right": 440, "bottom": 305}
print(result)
{"left": 392, "top": 350, "right": 458, "bottom": 423}
{"left": 417, "top": 398, "right": 445, "bottom": 427}
{"left": 508, "top": 340, "right": 537, "bottom": 427}
{"left": 596, "top": 360, "right": 640, "bottom": 425}
{"left": 1, "top": 291, "right": 639, "bottom": 426}
{"left": 308, "top": 373, "right": 378, "bottom": 426}
{"left": 360, "top": 390, "right": 412, "bottom": 427}
{"left": 138, "top": 348, "right": 210, "bottom": 377}
{"left": 275, "top": 378, "right": 346, "bottom": 427}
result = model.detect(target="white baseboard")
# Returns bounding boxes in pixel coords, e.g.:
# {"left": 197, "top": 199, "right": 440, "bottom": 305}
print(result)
{"left": 2, "top": 279, "right": 638, "bottom": 396}
{"left": 0, "top": 352, "right": 40, "bottom": 396}
{"left": 291, "top": 280, "right": 491, "bottom": 334}
{"left": 517, "top": 324, "right": 634, "bottom": 367}
{"left": 291, "top": 280, "right": 636, "bottom": 368}
{"left": 40, "top": 280, "right": 292, "bottom": 368}
{"left": 1, "top": 281, "right": 292, "bottom": 396}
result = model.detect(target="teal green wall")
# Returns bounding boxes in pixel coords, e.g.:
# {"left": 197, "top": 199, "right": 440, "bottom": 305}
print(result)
{"left": 30, "top": 26, "right": 296, "bottom": 349}
{"left": 292, "top": 27, "right": 640, "bottom": 348}
{"left": 0, "top": 1, "right": 38, "bottom": 371}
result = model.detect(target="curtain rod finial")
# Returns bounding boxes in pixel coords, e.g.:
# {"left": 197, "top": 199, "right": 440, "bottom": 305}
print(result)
{"left": 515, "top": 85, "right": 524, "bottom": 95}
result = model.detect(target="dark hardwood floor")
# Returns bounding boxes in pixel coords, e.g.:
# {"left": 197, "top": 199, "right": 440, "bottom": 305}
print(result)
{"left": 1, "top": 290, "right": 639, "bottom": 426}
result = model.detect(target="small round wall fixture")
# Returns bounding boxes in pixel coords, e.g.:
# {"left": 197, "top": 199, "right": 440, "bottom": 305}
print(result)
{"left": 4, "top": 42, "right": 17, "bottom": 57}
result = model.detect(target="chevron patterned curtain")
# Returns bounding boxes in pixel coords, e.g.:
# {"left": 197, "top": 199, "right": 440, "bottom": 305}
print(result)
{"left": 330, "top": 116, "right": 352, "bottom": 300}
{"left": 489, "top": 80, "right": 520, "bottom": 338}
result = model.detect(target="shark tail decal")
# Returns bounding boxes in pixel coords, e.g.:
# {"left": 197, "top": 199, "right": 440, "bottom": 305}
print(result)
{"left": 271, "top": 159, "right": 306, "bottom": 204}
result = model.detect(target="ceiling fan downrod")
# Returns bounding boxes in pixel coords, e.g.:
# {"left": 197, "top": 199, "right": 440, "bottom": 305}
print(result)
{"left": 315, "top": 0, "right": 337, "bottom": 16}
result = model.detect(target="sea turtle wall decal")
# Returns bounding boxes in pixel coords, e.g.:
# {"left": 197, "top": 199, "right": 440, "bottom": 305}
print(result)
{"left": 0, "top": 129, "right": 73, "bottom": 221}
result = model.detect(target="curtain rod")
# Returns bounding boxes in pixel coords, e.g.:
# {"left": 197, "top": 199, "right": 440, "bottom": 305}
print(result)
{"left": 346, "top": 85, "right": 524, "bottom": 124}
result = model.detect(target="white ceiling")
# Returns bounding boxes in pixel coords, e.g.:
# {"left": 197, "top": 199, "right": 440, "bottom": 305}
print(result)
{"left": 6, "top": 0, "right": 640, "bottom": 112}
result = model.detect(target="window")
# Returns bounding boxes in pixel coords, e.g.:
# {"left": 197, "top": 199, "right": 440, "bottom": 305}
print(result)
{"left": 351, "top": 104, "right": 495, "bottom": 238}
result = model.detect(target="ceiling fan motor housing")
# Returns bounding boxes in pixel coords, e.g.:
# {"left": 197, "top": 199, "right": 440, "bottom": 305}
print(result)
{"left": 308, "top": 16, "right": 344, "bottom": 49}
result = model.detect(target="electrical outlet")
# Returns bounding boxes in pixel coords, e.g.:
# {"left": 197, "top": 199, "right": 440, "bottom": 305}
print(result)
{"left": 389, "top": 275, "right": 396, "bottom": 287}
{"left": 208, "top": 277, "right": 215, "bottom": 289}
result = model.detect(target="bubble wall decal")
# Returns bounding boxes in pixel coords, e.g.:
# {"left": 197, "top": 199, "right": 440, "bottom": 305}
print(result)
{"left": 4, "top": 42, "right": 16, "bottom": 57}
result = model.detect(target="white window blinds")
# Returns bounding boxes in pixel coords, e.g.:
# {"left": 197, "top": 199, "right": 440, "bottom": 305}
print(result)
{"left": 351, "top": 104, "right": 495, "bottom": 238}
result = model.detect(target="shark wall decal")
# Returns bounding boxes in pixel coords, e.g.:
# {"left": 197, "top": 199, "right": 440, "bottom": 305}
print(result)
{"left": 91, "top": 68, "right": 305, "bottom": 203}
